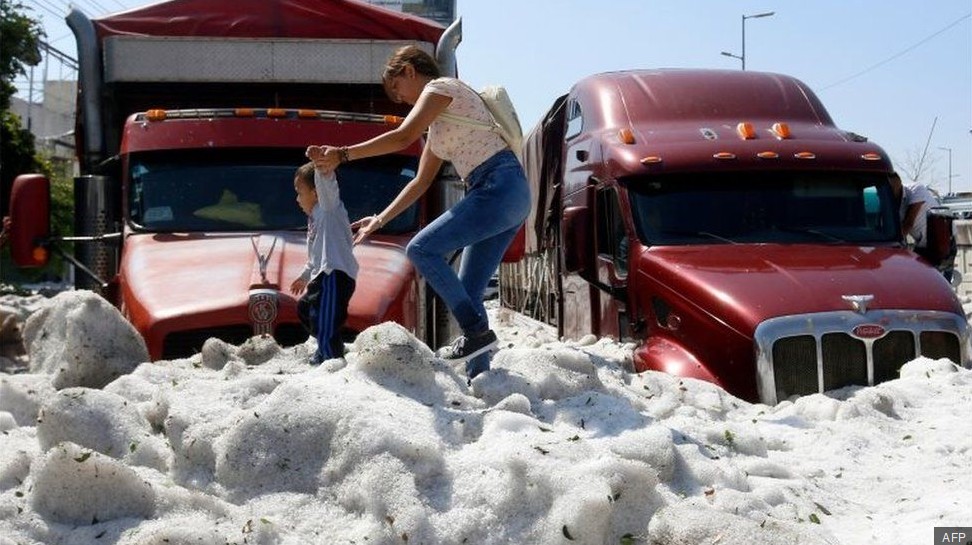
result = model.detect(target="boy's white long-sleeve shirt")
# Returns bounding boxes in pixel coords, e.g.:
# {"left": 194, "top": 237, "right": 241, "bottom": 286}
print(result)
{"left": 299, "top": 169, "right": 359, "bottom": 281}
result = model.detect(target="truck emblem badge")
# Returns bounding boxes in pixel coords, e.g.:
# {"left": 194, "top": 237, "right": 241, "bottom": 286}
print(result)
{"left": 251, "top": 235, "right": 279, "bottom": 284}
{"left": 842, "top": 294, "right": 874, "bottom": 314}
{"left": 248, "top": 289, "right": 278, "bottom": 336}
{"left": 699, "top": 128, "right": 718, "bottom": 140}
{"left": 852, "top": 324, "right": 886, "bottom": 339}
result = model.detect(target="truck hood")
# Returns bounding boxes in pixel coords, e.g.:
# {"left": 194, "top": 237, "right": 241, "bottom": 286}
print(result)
{"left": 120, "top": 232, "right": 413, "bottom": 335}
{"left": 639, "top": 244, "right": 962, "bottom": 335}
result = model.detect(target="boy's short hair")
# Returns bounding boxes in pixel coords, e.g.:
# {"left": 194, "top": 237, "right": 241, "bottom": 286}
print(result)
{"left": 295, "top": 162, "right": 316, "bottom": 190}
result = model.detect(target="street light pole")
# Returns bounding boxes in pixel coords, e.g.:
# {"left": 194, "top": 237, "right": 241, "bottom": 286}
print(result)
{"left": 742, "top": 13, "right": 748, "bottom": 71}
{"left": 722, "top": 11, "right": 775, "bottom": 70}
{"left": 938, "top": 146, "right": 953, "bottom": 195}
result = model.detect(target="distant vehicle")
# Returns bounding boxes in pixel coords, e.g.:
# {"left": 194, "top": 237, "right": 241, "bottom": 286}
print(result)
{"left": 502, "top": 69, "right": 970, "bottom": 404}
{"left": 8, "top": 0, "right": 465, "bottom": 359}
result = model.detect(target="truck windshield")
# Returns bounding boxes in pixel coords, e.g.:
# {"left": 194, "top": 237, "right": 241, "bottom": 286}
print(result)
{"left": 625, "top": 172, "right": 899, "bottom": 246}
{"left": 128, "top": 150, "right": 420, "bottom": 233}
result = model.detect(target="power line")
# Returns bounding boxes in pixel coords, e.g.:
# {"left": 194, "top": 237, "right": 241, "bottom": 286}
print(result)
{"left": 23, "top": 0, "right": 65, "bottom": 20}
{"left": 79, "top": 0, "right": 113, "bottom": 15}
{"left": 821, "top": 12, "right": 971, "bottom": 91}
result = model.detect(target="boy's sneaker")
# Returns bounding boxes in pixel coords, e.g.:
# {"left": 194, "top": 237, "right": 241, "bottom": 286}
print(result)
{"left": 437, "top": 329, "right": 498, "bottom": 363}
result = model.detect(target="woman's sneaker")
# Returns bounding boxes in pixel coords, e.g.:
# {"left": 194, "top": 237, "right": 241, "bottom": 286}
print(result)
{"left": 437, "top": 329, "right": 498, "bottom": 363}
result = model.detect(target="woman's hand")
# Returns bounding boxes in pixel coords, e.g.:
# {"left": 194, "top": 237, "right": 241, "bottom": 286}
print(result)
{"left": 351, "top": 215, "right": 383, "bottom": 244}
{"left": 305, "top": 145, "right": 343, "bottom": 173}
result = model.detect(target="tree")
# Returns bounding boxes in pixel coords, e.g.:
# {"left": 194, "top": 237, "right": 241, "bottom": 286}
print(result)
{"left": 1, "top": 0, "right": 44, "bottom": 111}
{"left": 896, "top": 146, "right": 940, "bottom": 188}
{"left": 1, "top": 0, "right": 46, "bottom": 217}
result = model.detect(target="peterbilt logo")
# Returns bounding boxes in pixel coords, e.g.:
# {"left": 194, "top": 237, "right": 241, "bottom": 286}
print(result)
{"left": 852, "top": 324, "right": 886, "bottom": 339}
{"left": 248, "top": 289, "right": 278, "bottom": 336}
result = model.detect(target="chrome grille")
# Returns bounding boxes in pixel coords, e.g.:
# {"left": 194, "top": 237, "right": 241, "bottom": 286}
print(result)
{"left": 872, "top": 331, "right": 915, "bottom": 383}
{"left": 772, "top": 335, "right": 817, "bottom": 400}
{"left": 162, "top": 322, "right": 313, "bottom": 360}
{"left": 821, "top": 333, "right": 868, "bottom": 391}
{"left": 920, "top": 331, "right": 960, "bottom": 361}
{"left": 755, "top": 310, "right": 969, "bottom": 404}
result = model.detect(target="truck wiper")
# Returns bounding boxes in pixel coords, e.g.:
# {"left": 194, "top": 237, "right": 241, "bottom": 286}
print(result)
{"left": 661, "top": 230, "right": 738, "bottom": 244}
{"left": 776, "top": 225, "right": 845, "bottom": 243}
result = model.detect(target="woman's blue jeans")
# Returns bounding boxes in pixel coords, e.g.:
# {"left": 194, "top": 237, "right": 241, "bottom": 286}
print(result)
{"left": 407, "top": 149, "right": 531, "bottom": 337}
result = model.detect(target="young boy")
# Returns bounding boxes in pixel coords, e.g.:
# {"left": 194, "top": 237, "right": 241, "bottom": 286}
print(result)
{"left": 291, "top": 159, "right": 358, "bottom": 364}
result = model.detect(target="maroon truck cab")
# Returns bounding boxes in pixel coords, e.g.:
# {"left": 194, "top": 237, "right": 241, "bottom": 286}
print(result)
{"left": 114, "top": 110, "right": 431, "bottom": 359}
{"left": 505, "top": 69, "right": 970, "bottom": 404}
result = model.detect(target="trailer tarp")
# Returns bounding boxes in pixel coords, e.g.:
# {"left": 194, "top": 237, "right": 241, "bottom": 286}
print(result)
{"left": 93, "top": 0, "right": 444, "bottom": 44}
{"left": 522, "top": 94, "right": 567, "bottom": 254}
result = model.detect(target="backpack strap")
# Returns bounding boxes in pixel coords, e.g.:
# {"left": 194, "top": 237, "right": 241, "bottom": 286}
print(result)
{"left": 435, "top": 78, "right": 503, "bottom": 133}
{"left": 437, "top": 111, "right": 500, "bottom": 132}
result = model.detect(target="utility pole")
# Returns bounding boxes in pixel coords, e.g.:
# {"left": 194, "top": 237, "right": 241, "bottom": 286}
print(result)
{"left": 938, "top": 146, "right": 953, "bottom": 195}
{"left": 721, "top": 12, "right": 775, "bottom": 70}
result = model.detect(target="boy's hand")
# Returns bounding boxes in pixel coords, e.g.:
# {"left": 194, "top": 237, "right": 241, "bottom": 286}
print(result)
{"left": 305, "top": 145, "right": 338, "bottom": 174}
{"left": 290, "top": 277, "right": 308, "bottom": 295}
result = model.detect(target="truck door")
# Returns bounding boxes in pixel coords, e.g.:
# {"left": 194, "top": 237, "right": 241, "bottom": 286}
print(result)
{"left": 593, "top": 186, "right": 629, "bottom": 339}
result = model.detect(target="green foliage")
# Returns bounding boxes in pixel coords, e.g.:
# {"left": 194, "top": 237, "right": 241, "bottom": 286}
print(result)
{"left": 0, "top": 154, "right": 72, "bottom": 284}
{"left": 0, "top": 120, "right": 73, "bottom": 284}
{"left": 0, "top": 2, "right": 68, "bottom": 286}
{"left": 1, "top": 108, "right": 40, "bottom": 178}
{"left": 1, "top": 1, "right": 44, "bottom": 110}
{"left": 1, "top": 0, "right": 46, "bottom": 215}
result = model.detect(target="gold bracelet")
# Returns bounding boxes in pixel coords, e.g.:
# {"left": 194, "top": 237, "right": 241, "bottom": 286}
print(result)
{"left": 339, "top": 146, "right": 351, "bottom": 163}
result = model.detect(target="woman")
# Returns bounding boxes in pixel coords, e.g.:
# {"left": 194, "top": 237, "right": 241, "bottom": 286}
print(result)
{"left": 307, "top": 45, "right": 530, "bottom": 378}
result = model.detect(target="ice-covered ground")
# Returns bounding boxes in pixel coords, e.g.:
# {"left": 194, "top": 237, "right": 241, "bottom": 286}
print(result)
{"left": 0, "top": 290, "right": 970, "bottom": 544}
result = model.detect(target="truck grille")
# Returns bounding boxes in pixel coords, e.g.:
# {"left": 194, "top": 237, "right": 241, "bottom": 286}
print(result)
{"left": 162, "top": 323, "right": 310, "bottom": 360}
{"left": 756, "top": 311, "right": 969, "bottom": 404}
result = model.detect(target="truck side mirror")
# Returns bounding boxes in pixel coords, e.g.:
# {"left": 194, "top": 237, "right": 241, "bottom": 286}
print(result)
{"left": 562, "top": 205, "right": 590, "bottom": 273}
{"left": 9, "top": 174, "right": 51, "bottom": 268}
{"left": 501, "top": 224, "right": 526, "bottom": 263}
{"left": 926, "top": 207, "right": 955, "bottom": 264}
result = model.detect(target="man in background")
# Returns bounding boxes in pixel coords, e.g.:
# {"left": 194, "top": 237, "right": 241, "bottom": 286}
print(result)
{"left": 890, "top": 172, "right": 956, "bottom": 282}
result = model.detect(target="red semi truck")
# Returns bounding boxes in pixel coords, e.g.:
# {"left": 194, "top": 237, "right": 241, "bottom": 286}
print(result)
{"left": 502, "top": 69, "right": 970, "bottom": 404}
{"left": 9, "top": 0, "right": 464, "bottom": 359}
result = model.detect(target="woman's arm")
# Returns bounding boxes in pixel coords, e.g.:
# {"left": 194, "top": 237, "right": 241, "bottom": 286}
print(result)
{"left": 353, "top": 145, "right": 444, "bottom": 243}
{"left": 311, "top": 91, "right": 452, "bottom": 172}
{"left": 902, "top": 202, "right": 923, "bottom": 237}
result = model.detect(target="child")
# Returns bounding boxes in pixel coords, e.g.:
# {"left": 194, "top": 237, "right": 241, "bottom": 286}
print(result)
{"left": 291, "top": 159, "right": 358, "bottom": 364}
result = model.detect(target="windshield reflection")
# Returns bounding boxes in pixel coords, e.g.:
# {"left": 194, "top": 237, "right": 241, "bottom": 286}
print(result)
{"left": 626, "top": 172, "right": 899, "bottom": 246}
{"left": 128, "top": 150, "right": 420, "bottom": 233}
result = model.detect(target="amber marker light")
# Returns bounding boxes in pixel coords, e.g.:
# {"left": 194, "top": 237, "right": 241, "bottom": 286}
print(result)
{"left": 145, "top": 109, "right": 167, "bottom": 122}
{"left": 234, "top": 108, "right": 255, "bottom": 117}
{"left": 771, "top": 122, "right": 791, "bottom": 139}
{"left": 861, "top": 152, "right": 883, "bottom": 161}
{"left": 640, "top": 156, "right": 663, "bottom": 165}
{"left": 267, "top": 108, "right": 287, "bottom": 118}
{"left": 736, "top": 122, "right": 756, "bottom": 139}
{"left": 794, "top": 151, "right": 816, "bottom": 159}
{"left": 713, "top": 152, "right": 737, "bottom": 160}
{"left": 384, "top": 115, "right": 405, "bottom": 125}
{"left": 297, "top": 109, "right": 317, "bottom": 119}
{"left": 619, "top": 128, "right": 636, "bottom": 145}
{"left": 757, "top": 151, "right": 780, "bottom": 159}
{"left": 32, "top": 246, "right": 48, "bottom": 263}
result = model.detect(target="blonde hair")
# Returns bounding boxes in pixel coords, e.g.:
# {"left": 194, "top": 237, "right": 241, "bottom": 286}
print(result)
{"left": 382, "top": 45, "right": 440, "bottom": 81}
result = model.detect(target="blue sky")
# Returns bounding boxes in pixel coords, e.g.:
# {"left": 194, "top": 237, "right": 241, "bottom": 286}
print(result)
{"left": 22, "top": 0, "right": 972, "bottom": 193}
